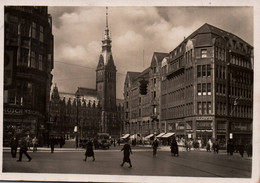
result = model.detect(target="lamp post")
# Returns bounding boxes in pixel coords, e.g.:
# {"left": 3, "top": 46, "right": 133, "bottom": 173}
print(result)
{"left": 75, "top": 90, "right": 80, "bottom": 148}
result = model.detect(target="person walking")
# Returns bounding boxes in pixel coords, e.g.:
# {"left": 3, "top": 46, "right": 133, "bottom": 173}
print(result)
{"left": 50, "top": 137, "right": 55, "bottom": 153}
{"left": 170, "top": 138, "right": 179, "bottom": 157}
{"left": 32, "top": 137, "right": 38, "bottom": 152}
{"left": 152, "top": 139, "right": 159, "bottom": 157}
{"left": 215, "top": 140, "right": 219, "bottom": 154}
{"left": 120, "top": 140, "right": 133, "bottom": 168}
{"left": 17, "top": 137, "right": 32, "bottom": 162}
{"left": 206, "top": 140, "right": 211, "bottom": 152}
{"left": 239, "top": 144, "right": 245, "bottom": 158}
{"left": 10, "top": 136, "right": 18, "bottom": 158}
{"left": 84, "top": 139, "right": 95, "bottom": 162}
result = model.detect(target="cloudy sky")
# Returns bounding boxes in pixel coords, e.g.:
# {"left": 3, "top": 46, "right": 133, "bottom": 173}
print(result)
{"left": 49, "top": 6, "right": 253, "bottom": 99}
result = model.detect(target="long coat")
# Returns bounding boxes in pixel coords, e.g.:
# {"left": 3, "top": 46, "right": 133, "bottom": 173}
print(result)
{"left": 85, "top": 141, "right": 94, "bottom": 157}
{"left": 171, "top": 141, "right": 179, "bottom": 155}
{"left": 121, "top": 143, "right": 132, "bottom": 163}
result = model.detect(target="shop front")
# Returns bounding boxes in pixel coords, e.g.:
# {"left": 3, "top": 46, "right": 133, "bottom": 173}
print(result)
{"left": 195, "top": 116, "right": 213, "bottom": 148}
{"left": 216, "top": 120, "right": 227, "bottom": 149}
{"left": 3, "top": 106, "right": 45, "bottom": 146}
{"left": 229, "top": 121, "right": 252, "bottom": 145}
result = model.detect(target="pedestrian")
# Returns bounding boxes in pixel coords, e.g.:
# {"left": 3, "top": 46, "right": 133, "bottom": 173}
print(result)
{"left": 84, "top": 139, "right": 95, "bottom": 162}
{"left": 120, "top": 140, "right": 133, "bottom": 168}
{"left": 206, "top": 140, "right": 211, "bottom": 152}
{"left": 10, "top": 136, "right": 18, "bottom": 158}
{"left": 50, "top": 137, "right": 55, "bottom": 153}
{"left": 152, "top": 138, "right": 159, "bottom": 157}
{"left": 212, "top": 142, "right": 216, "bottom": 153}
{"left": 25, "top": 135, "right": 31, "bottom": 151}
{"left": 32, "top": 137, "right": 38, "bottom": 152}
{"left": 239, "top": 144, "right": 245, "bottom": 157}
{"left": 215, "top": 141, "right": 219, "bottom": 154}
{"left": 113, "top": 139, "right": 116, "bottom": 147}
{"left": 227, "top": 140, "right": 234, "bottom": 155}
{"left": 170, "top": 138, "right": 179, "bottom": 157}
{"left": 246, "top": 144, "right": 252, "bottom": 157}
{"left": 17, "top": 137, "right": 32, "bottom": 162}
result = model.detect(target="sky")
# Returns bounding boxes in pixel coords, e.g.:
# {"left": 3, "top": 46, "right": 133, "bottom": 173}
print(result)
{"left": 48, "top": 6, "right": 253, "bottom": 99}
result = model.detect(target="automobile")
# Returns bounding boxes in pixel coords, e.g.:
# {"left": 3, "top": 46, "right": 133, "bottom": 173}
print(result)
{"left": 99, "top": 139, "right": 111, "bottom": 149}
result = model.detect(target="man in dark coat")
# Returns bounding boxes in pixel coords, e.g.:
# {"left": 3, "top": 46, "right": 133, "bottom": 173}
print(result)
{"left": 120, "top": 141, "right": 133, "bottom": 168}
{"left": 84, "top": 140, "right": 95, "bottom": 161}
{"left": 17, "top": 137, "right": 32, "bottom": 162}
{"left": 10, "top": 137, "right": 18, "bottom": 158}
{"left": 239, "top": 144, "right": 245, "bottom": 157}
{"left": 50, "top": 137, "right": 55, "bottom": 153}
{"left": 170, "top": 139, "right": 179, "bottom": 157}
{"left": 152, "top": 139, "right": 159, "bottom": 157}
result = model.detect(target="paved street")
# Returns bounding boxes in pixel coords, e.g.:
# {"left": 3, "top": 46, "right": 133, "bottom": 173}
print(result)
{"left": 2, "top": 145, "right": 252, "bottom": 178}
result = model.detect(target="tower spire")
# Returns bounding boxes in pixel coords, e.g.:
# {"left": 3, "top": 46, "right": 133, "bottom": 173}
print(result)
{"left": 106, "top": 7, "right": 108, "bottom": 28}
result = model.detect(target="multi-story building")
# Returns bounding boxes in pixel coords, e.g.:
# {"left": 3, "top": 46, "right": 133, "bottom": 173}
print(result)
{"left": 161, "top": 23, "right": 253, "bottom": 148}
{"left": 123, "top": 52, "right": 169, "bottom": 139}
{"left": 3, "top": 6, "right": 54, "bottom": 146}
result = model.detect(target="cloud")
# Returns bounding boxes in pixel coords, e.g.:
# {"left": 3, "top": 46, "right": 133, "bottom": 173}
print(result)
{"left": 49, "top": 7, "right": 253, "bottom": 98}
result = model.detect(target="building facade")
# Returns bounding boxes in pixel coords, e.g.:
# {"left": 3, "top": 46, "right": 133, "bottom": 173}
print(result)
{"left": 123, "top": 52, "right": 168, "bottom": 139}
{"left": 3, "top": 6, "right": 54, "bottom": 146}
{"left": 161, "top": 23, "right": 253, "bottom": 148}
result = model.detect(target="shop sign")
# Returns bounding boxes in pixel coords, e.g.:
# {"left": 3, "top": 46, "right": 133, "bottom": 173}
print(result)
{"left": 231, "top": 123, "right": 249, "bottom": 131}
{"left": 196, "top": 121, "right": 212, "bottom": 129}
{"left": 4, "top": 107, "right": 42, "bottom": 116}
{"left": 196, "top": 116, "right": 213, "bottom": 121}
{"left": 217, "top": 129, "right": 226, "bottom": 133}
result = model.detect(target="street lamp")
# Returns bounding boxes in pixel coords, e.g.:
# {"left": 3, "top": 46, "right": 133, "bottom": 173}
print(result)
{"left": 75, "top": 90, "right": 80, "bottom": 148}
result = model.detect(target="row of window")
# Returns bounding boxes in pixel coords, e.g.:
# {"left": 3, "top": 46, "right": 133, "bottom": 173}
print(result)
{"left": 229, "top": 105, "right": 252, "bottom": 118}
{"left": 168, "top": 58, "right": 182, "bottom": 73}
{"left": 197, "top": 83, "right": 212, "bottom": 96}
{"left": 5, "top": 81, "right": 45, "bottom": 111}
{"left": 229, "top": 86, "right": 252, "bottom": 99}
{"left": 18, "top": 49, "right": 48, "bottom": 71}
{"left": 230, "top": 54, "right": 251, "bottom": 69}
{"left": 185, "top": 49, "right": 193, "bottom": 63}
{"left": 197, "top": 65, "right": 211, "bottom": 77}
{"left": 197, "top": 102, "right": 212, "bottom": 115}
{"left": 215, "top": 46, "right": 225, "bottom": 61}
{"left": 216, "top": 65, "right": 226, "bottom": 79}
{"left": 216, "top": 83, "right": 226, "bottom": 95}
{"left": 167, "top": 105, "right": 186, "bottom": 118}
{"left": 229, "top": 71, "right": 252, "bottom": 84}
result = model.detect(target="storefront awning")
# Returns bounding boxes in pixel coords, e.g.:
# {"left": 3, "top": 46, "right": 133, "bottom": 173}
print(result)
{"left": 156, "top": 133, "right": 166, "bottom": 138}
{"left": 129, "top": 134, "right": 136, "bottom": 139}
{"left": 120, "top": 134, "right": 130, "bottom": 139}
{"left": 161, "top": 132, "right": 175, "bottom": 138}
{"left": 144, "top": 134, "right": 154, "bottom": 139}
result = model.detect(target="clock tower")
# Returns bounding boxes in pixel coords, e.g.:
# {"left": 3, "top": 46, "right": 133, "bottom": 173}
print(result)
{"left": 96, "top": 7, "right": 117, "bottom": 133}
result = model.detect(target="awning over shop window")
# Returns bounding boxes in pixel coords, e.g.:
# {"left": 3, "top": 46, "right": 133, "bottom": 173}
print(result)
{"left": 161, "top": 132, "right": 175, "bottom": 138}
{"left": 156, "top": 133, "right": 165, "bottom": 138}
{"left": 121, "top": 134, "right": 130, "bottom": 139}
{"left": 144, "top": 134, "right": 154, "bottom": 139}
{"left": 129, "top": 134, "right": 136, "bottom": 139}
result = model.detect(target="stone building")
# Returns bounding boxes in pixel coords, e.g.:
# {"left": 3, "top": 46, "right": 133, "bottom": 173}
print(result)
{"left": 161, "top": 23, "right": 253, "bottom": 148}
{"left": 3, "top": 6, "right": 54, "bottom": 146}
{"left": 123, "top": 52, "right": 169, "bottom": 139}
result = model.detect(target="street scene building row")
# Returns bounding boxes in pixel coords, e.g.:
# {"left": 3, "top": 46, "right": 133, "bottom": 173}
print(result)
{"left": 123, "top": 23, "right": 253, "bottom": 149}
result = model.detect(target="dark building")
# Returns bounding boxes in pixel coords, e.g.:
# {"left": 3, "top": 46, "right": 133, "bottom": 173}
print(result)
{"left": 3, "top": 6, "right": 54, "bottom": 146}
{"left": 161, "top": 23, "right": 253, "bottom": 148}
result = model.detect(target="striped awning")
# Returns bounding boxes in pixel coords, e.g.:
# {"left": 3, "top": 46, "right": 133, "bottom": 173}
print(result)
{"left": 156, "top": 133, "right": 166, "bottom": 138}
{"left": 144, "top": 134, "right": 154, "bottom": 139}
{"left": 120, "top": 134, "right": 130, "bottom": 139}
{"left": 161, "top": 132, "right": 175, "bottom": 138}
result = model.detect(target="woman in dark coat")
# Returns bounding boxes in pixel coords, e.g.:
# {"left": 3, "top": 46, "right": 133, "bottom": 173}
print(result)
{"left": 170, "top": 139, "right": 179, "bottom": 157}
{"left": 120, "top": 141, "right": 133, "bottom": 168}
{"left": 239, "top": 144, "right": 245, "bottom": 157}
{"left": 10, "top": 137, "right": 18, "bottom": 158}
{"left": 84, "top": 140, "right": 95, "bottom": 161}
